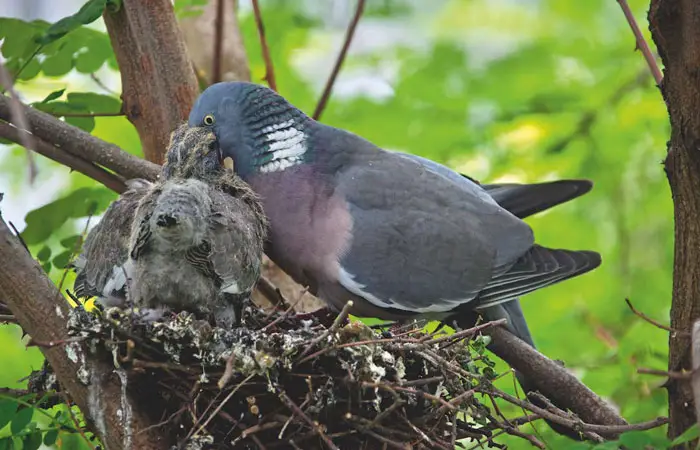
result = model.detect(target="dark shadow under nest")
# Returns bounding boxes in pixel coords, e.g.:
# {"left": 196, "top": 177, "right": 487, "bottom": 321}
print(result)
{"left": 65, "top": 298, "right": 535, "bottom": 450}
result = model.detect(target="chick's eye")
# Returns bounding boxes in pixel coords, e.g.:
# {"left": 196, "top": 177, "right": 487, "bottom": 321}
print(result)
{"left": 203, "top": 114, "right": 215, "bottom": 126}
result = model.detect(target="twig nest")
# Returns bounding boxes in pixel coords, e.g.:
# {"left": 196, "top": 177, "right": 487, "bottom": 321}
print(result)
{"left": 67, "top": 300, "right": 507, "bottom": 449}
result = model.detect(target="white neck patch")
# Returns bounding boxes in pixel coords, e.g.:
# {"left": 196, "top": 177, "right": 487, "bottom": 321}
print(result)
{"left": 259, "top": 119, "right": 307, "bottom": 173}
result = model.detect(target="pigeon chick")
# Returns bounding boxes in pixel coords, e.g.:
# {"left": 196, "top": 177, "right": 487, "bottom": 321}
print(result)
{"left": 72, "top": 179, "right": 152, "bottom": 309}
{"left": 127, "top": 175, "right": 265, "bottom": 327}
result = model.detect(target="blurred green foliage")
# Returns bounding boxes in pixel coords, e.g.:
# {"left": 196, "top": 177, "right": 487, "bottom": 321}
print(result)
{"left": 0, "top": 0, "right": 672, "bottom": 448}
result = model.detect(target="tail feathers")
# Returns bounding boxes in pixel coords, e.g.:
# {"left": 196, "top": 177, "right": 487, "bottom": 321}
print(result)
{"left": 480, "top": 179, "right": 593, "bottom": 219}
{"left": 476, "top": 245, "right": 601, "bottom": 308}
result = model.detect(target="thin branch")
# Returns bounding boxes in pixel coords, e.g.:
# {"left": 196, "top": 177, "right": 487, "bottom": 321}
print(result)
{"left": 312, "top": 0, "right": 366, "bottom": 120}
{"left": 0, "top": 61, "right": 38, "bottom": 183}
{"left": 485, "top": 325, "right": 628, "bottom": 427}
{"left": 638, "top": 367, "right": 693, "bottom": 380}
{"left": 297, "top": 300, "right": 353, "bottom": 361}
{"left": 0, "top": 95, "right": 160, "bottom": 182}
{"left": 278, "top": 390, "right": 339, "bottom": 450}
{"left": 488, "top": 388, "right": 668, "bottom": 437}
{"left": 49, "top": 111, "right": 125, "bottom": 118}
{"left": 11, "top": 46, "right": 42, "bottom": 83}
{"left": 212, "top": 0, "right": 225, "bottom": 83}
{"left": 0, "top": 121, "right": 128, "bottom": 193}
{"left": 616, "top": 0, "right": 663, "bottom": 86}
{"left": 256, "top": 275, "right": 291, "bottom": 309}
{"left": 625, "top": 298, "right": 689, "bottom": 336}
{"left": 90, "top": 73, "right": 119, "bottom": 96}
{"left": 251, "top": 0, "right": 277, "bottom": 91}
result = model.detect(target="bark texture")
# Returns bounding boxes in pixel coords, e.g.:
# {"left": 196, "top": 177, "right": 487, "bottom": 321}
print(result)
{"left": 0, "top": 217, "right": 169, "bottom": 450}
{"left": 649, "top": 0, "right": 700, "bottom": 445}
{"left": 179, "top": 0, "right": 251, "bottom": 83}
{"left": 103, "top": 0, "right": 200, "bottom": 164}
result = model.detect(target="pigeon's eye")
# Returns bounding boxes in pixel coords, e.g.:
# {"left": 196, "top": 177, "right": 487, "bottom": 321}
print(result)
{"left": 203, "top": 114, "right": 216, "bottom": 126}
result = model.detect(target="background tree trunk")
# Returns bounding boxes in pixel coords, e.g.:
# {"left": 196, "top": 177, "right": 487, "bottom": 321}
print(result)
{"left": 649, "top": 1, "right": 700, "bottom": 445}
{"left": 103, "top": 0, "right": 200, "bottom": 164}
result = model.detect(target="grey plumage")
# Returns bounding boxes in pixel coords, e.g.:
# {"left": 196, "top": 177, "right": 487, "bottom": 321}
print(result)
{"left": 127, "top": 176, "right": 264, "bottom": 325}
{"left": 73, "top": 124, "right": 267, "bottom": 327}
{"left": 187, "top": 81, "right": 601, "bottom": 330}
{"left": 72, "top": 179, "right": 152, "bottom": 308}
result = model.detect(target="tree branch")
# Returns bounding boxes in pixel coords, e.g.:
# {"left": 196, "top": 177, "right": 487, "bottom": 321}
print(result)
{"left": 0, "top": 216, "right": 168, "bottom": 449}
{"left": 0, "top": 95, "right": 160, "bottom": 182}
{"left": 0, "top": 122, "right": 127, "bottom": 193}
{"left": 251, "top": 0, "right": 277, "bottom": 91}
{"left": 485, "top": 326, "right": 628, "bottom": 428}
{"left": 102, "top": 0, "right": 200, "bottom": 164}
{"left": 617, "top": 0, "right": 663, "bottom": 86}
{"left": 648, "top": 0, "right": 700, "bottom": 443}
{"left": 0, "top": 62, "right": 37, "bottom": 182}
{"left": 313, "top": 0, "right": 366, "bottom": 121}
{"left": 212, "top": 0, "right": 225, "bottom": 84}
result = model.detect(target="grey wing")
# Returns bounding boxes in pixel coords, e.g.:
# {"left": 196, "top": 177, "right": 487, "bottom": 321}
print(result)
{"left": 335, "top": 150, "right": 534, "bottom": 313}
{"left": 73, "top": 180, "right": 152, "bottom": 300}
{"left": 129, "top": 185, "right": 161, "bottom": 260}
{"left": 394, "top": 151, "right": 593, "bottom": 219}
{"left": 205, "top": 188, "right": 265, "bottom": 295}
{"left": 481, "top": 180, "right": 592, "bottom": 219}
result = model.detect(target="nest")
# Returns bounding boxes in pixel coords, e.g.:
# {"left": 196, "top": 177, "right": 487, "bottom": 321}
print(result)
{"left": 66, "top": 298, "right": 519, "bottom": 450}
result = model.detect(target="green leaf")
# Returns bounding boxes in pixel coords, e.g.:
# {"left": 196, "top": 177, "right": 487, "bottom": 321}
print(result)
{"left": 65, "top": 116, "right": 96, "bottom": 133}
{"left": 41, "top": 262, "right": 52, "bottom": 275}
{"left": 52, "top": 250, "right": 73, "bottom": 269}
{"left": 14, "top": 59, "right": 40, "bottom": 81}
{"left": 671, "top": 423, "right": 699, "bottom": 446}
{"left": 618, "top": 430, "right": 653, "bottom": 449}
{"left": 42, "top": 430, "right": 58, "bottom": 446}
{"left": 60, "top": 235, "right": 82, "bottom": 250}
{"left": 36, "top": 0, "right": 107, "bottom": 46}
{"left": 21, "top": 187, "right": 116, "bottom": 246}
{"left": 0, "top": 437, "right": 10, "bottom": 450}
{"left": 10, "top": 408, "right": 32, "bottom": 435}
{"left": 66, "top": 92, "right": 121, "bottom": 113}
{"left": 21, "top": 432, "right": 41, "bottom": 450}
{"left": 40, "top": 89, "right": 66, "bottom": 104}
{"left": 36, "top": 246, "right": 52, "bottom": 262}
{"left": 0, "top": 400, "right": 18, "bottom": 430}
{"left": 41, "top": 48, "right": 74, "bottom": 77}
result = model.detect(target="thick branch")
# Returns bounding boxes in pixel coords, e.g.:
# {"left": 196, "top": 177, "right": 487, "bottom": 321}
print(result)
{"left": 0, "top": 95, "right": 160, "bottom": 182}
{"left": 102, "top": 0, "right": 199, "bottom": 164}
{"left": 0, "top": 216, "right": 168, "bottom": 449}
{"left": 648, "top": 0, "right": 700, "bottom": 444}
{"left": 0, "top": 122, "right": 127, "bottom": 193}
{"left": 486, "top": 326, "right": 628, "bottom": 428}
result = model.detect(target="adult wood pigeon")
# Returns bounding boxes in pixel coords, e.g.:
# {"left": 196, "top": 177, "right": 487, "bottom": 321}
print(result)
{"left": 187, "top": 83, "right": 601, "bottom": 348}
{"left": 187, "top": 81, "right": 600, "bottom": 331}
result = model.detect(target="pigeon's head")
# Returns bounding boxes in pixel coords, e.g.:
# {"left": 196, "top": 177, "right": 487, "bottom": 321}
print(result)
{"left": 150, "top": 179, "right": 212, "bottom": 247}
{"left": 162, "top": 124, "right": 223, "bottom": 180}
{"left": 188, "top": 82, "right": 312, "bottom": 179}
